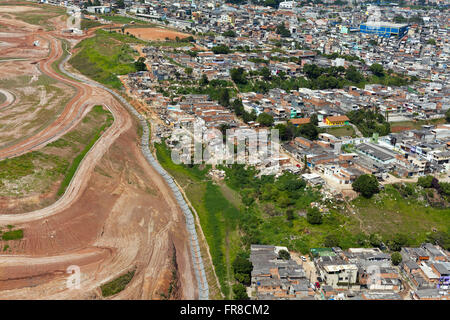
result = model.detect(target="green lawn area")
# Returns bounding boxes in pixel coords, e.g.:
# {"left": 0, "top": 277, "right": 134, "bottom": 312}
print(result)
{"left": 69, "top": 29, "right": 146, "bottom": 89}
{"left": 321, "top": 125, "right": 356, "bottom": 138}
{"left": 80, "top": 18, "right": 102, "bottom": 30}
{"left": 351, "top": 184, "right": 450, "bottom": 245}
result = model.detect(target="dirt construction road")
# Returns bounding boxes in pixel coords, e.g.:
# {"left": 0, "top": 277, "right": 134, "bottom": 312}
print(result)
{"left": 0, "top": 5, "right": 197, "bottom": 299}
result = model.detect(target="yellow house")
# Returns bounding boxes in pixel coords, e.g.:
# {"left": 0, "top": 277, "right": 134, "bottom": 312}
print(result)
{"left": 325, "top": 115, "right": 350, "bottom": 126}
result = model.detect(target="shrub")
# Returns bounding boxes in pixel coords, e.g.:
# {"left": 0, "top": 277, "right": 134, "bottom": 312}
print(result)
{"left": 391, "top": 252, "right": 402, "bottom": 266}
{"left": 306, "top": 207, "right": 323, "bottom": 225}
{"left": 352, "top": 174, "right": 380, "bottom": 198}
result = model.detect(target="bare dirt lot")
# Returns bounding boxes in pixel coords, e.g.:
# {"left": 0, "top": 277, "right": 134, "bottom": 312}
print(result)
{"left": 126, "top": 27, "right": 191, "bottom": 41}
{"left": 0, "top": 4, "right": 198, "bottom": 300}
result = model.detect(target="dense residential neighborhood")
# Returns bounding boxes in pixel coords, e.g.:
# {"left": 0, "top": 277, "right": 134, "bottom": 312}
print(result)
{"left": 5, "top": 0, "right": 447, "bottom": 302}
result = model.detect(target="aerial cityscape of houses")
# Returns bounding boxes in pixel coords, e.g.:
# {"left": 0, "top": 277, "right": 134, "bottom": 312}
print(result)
{"left": 39, "top": 0, "right": 449, "bottom": 300}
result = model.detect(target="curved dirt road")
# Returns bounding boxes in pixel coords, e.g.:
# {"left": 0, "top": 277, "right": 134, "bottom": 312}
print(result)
{"left": 0, "top": 10, "right": 199, "bottom": 300}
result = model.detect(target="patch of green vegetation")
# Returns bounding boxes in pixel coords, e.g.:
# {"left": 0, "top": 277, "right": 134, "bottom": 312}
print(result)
{"left": 80, "top": 19, "right": 102, "bottom": 30}
{"left": 0, "top": 105, "right": 112, "bottom": 200}
{"left": 3, "top": 244, "right": 9, "bottom": 252}
{"left": 69, "top": 29, "right": 145, "bottom": 89}
{"left": 155, "top": 141, "right": 240, "bottom": 297}
{"left": 101, "top": 268, "right": 136, "bottom": 297}
{"left": 320, "top": 125, "right": 356, "bottom": 138}
{"left": 347, "top": 109, "right": 390, "bottom": 137}
{"left": 351, "top": 184, "right": 450, "bottom": 245}
{"left": 57, "top": 107, "right": 113, "bottom": 196}
{"left": 2, "top": 229, "right": 23, "bottom": 241}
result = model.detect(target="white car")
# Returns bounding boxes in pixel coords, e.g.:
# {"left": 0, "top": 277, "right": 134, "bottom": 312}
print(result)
{"left": 301, "top": 256, "right": 307, "bottom": 262}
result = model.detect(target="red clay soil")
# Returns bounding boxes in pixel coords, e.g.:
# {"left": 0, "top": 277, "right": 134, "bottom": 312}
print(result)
{"left": 126, "top": 27, "right": 191, "bottom": 41}
{"left": 0, "top": 7, "right": 198, "bottom": 300}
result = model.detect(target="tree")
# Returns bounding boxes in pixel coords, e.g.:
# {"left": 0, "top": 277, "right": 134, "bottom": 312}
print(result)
{"left": 199, "top": 74, "right": 209, "bottom": 86}
{"left": 446, "top": 109, "right": 450, "bottom": 123}
{"left": 389, "top": 233, "right": 409, "bottom": 251}
{"left": 324, "top": 233, "right": 340, "bottom": 248}
{"left": 370, "top": 63, "right": 385, "bottom": 77}
{"left": 418, "top": 175, "right": 433, "bottom": 188}
{"left": 232, "top": 283, "right": 249, "bottom": 300}
{"left": 230, "top": 67, "right": 248, "bottom": 85}
{"left": 352, "top": 174, "right": 380, "bottom": 198}
{"left": 286, "top": 209, "right": 295, "bottom": 221}
{"left": 259, "top": 66, "right": 271, "bottom": 81}
{"left": 310, "top": 113, "right": 319, "bottom": 126}
{"left": 218, "top": 88, "right": 230, "bottom": 107}
{"left": 391, "top": 252, "right": 402, "bottom": 266}
{"left": 345, "top": 65, "right": 364, "bottom": 83}
{"left": 134, "top": 57, "right": 147, "bottom": 71}
{"left": 306, "top": 207, "right": 323, "bottom": 225}
{"left": 116, "top": 0, "right": 125, "bottom": 9}
{"left": 276, "top": 23, "right": 291, "bottom": 37}
{"left": 257, "top": 113, "right": 274, "bottom": 127}
{"left": 184, "top": 67, "right": 193, "bottom": 76}
{"left": 427, "top": 38, "right": 436, "bottom": 45}
{"left": 233, "top": 252, "right": 253, "bottom": 286}
{"left": 369, "top": 233, "right": 383, "bottom": 248}
{"left": 223, "top": 30, "right": 236, "bottom": 37}
{"left": 298, "top": 123, "right": 318, "bottom": 140}
{"left": 278, "top": 249, "right": 291, "bottom": 260}
{"left": 211, "top": 45, "right": 230, "bottom": 54}
{"left": 232, "top": 99, "right": 245, "bottom": 116}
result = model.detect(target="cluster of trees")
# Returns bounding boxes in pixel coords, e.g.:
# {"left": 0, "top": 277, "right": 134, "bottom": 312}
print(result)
{"left": 303, "top": 64, "right": 365, "bottom": 89}
{"left": 232, "top": 251, "right": 251, "bottom": 299}
{"left": 274, "top": 122, "right": 319, "bottom": 141}
{"left": 223, "top": 165, "right": 307, "bottom": 210}
{"left": 322, "top": 53, "right": 364, "bottom": 62}
{"left": 446, "top": 109, "right": 450, "bottom": 123}
{"left": 211, "top": 44, "right": 230, "bottom": 54}
{"left": 230, "top": 67, "right": 248, "bottom": 85}
{"left": 418, "top": 175, "right": 450, "bottom": 199}
{"left": 275, "top": 23, "right": 291, "bottom": 38}
{"left": 134, "top": 57, "right": 147, "bottom": 71}
{"left": 346, "top": 109, "right": 390, "bottom": 137}
{"left": 352, "top": 174, "right": 380, "bottom": 198}
{"left": 256, "top": 113, "right": 274, "bottom": 127}
{"left": 223, "top": 30, "right": 237, "bottom": 38}
{"left": 85, "top": 0, "right": 101, "bottom": 6}
{"left": 231, "top": 98, "right": 257, "bottom": 123}
{"left": 306, "top": 207, "right": 323, "bottom": 225}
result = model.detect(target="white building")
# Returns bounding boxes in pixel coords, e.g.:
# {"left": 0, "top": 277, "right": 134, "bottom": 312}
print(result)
{"left": 279, "top": 1, "right": 295, "bottom": 9}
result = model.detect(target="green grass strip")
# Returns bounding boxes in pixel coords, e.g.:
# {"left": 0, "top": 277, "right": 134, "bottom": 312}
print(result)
{"left": 57, "top": 112, "right": 113, "bottom": 196}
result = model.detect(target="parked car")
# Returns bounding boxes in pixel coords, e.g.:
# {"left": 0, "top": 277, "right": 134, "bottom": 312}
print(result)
{"left": 301, "top": 256, "right": 307, "bottom": 262}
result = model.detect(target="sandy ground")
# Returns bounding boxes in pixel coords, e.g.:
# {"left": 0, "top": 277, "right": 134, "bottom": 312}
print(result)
{"left": 0, "top": 89, "right": 14, "bottom": 108}
{"left": 126, "top": 27, "right": 191, "bottom": 41}
{"left": 0, "top": 6, "right": 197, "bottom": 300}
